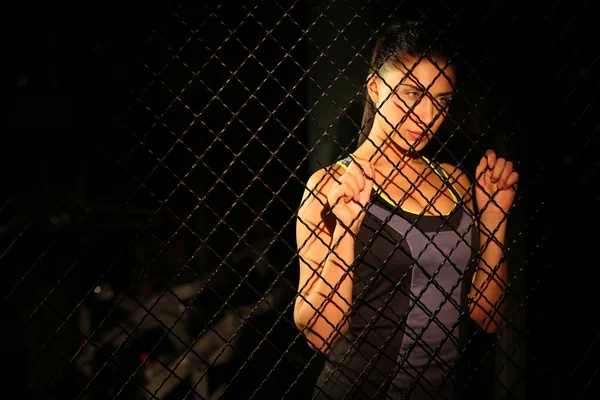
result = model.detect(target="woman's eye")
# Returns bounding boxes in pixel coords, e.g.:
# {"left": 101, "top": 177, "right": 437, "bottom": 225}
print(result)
{"left": 397, "top": 91, "right": 421, "bottom": 103}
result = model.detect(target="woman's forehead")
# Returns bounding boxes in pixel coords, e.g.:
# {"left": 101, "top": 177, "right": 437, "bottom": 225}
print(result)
{"left": 383, "top": 56, "right": 455, "bottom": 90}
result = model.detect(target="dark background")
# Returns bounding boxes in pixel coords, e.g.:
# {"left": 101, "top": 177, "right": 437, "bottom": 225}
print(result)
{"left": 1, "top": 0, "right": 597, "bottom": 399}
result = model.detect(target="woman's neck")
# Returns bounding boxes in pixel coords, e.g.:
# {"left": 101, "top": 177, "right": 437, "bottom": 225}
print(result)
{"left": 354, "top": 138, "right": 424, "bottom": 171}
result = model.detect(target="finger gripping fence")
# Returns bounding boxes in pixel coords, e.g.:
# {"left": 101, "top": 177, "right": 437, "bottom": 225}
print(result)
{"left": 2, "top": 1, "right": 598, "bottom": 400}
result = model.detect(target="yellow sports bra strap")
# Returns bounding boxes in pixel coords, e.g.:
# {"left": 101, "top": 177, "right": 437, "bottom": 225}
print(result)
{"left": 421, "top": 156, "right": 461, "bottom": 203}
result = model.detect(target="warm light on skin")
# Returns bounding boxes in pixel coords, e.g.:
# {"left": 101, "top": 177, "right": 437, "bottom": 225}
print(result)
{"left": 366, "top": 56, "right": 455, "bottom": 153}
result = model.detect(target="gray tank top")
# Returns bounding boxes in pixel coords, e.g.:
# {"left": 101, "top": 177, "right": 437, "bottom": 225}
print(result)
{"left": 319, "top": 155, "right": 479, "bottom": 399}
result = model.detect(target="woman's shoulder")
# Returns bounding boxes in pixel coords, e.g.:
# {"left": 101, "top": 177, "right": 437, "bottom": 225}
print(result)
{"left": 298, "top": 160, "right": 346, "bottom": 212}
{"left": 305, "top": 159, "right": 348, "bottom": 193}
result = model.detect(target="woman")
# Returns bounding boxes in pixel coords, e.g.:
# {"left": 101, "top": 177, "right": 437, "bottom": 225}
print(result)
{"left": 293, "top": 21, "right": 519, "bottom": 399}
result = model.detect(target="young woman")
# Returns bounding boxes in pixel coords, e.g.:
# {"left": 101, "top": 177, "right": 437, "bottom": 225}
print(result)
{"left": 294, "top": 21, "right": 519, "bottom": 399}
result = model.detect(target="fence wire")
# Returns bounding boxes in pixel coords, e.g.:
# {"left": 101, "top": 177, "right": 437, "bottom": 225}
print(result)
{"left": 2, "top": 0, "right": 598, "bottom": 399}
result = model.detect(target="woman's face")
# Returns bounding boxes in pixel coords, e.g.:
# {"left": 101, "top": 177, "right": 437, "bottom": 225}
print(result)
{"left": 368, "top": 55, "right": 455, "bottom": 152}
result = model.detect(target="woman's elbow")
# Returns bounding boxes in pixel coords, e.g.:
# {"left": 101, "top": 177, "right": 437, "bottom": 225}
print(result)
{"left": 302, "top": 329, "right": 346, "bottom": 354}
{"left": 303, "top": 331, "right": 332, "bottom": 354}
{"left": 294, "top": 309, "right": 348, "bottom": 353}
{"left": 294, "top": 317, "right": 332, "bottom": 354}
{"left": 469, "top": 309, "right": 502, "bottom": 334}
{"left": 480, "top": 317, "right": 502, "bottom": 334}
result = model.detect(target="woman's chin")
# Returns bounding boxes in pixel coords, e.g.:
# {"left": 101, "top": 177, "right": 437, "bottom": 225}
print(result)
{"left": 394, "top": 136, "right": 429, "bottom": 154}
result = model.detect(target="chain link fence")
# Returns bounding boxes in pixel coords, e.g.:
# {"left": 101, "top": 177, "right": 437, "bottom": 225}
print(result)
{"left": 2, "top": 0, "right": 598, "bottom": 399}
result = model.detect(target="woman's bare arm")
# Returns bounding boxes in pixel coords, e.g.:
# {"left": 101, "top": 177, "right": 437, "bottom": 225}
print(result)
{"left": 442, "top": 162, "right": 509, "bottom": 333}
{"left": 294, "top": 167, "right": 357, "bottom": 353}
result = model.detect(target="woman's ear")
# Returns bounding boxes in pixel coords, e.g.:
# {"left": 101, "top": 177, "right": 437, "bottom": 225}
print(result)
{"left": 367, "top": 74, "right": 379, "bottom": 105}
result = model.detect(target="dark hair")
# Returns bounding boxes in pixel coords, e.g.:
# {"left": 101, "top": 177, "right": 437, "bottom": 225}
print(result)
{"left": 358, "top": 20, "right": 454, "bottom": 147}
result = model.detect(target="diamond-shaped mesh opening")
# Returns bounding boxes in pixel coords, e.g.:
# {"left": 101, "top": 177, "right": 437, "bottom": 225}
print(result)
{"left": 3, "top": 1, "right": 599, "bottom": 399}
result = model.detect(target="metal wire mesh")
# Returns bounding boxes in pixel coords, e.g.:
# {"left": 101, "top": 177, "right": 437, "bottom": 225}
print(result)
{"left": 2, "top": 0, "right": 599, "bottom": 399}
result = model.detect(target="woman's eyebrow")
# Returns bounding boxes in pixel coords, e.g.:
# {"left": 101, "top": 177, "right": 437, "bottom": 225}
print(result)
{"left": 396, "top": 83, "right": 423, "bottom": 91}
{"left": 397, "top": 84, "right": 454, "bottom": 97}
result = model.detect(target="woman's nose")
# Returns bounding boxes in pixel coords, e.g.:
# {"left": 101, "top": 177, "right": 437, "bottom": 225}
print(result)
{"left": 414, "top": 95, "right": 437, "bottom": 127}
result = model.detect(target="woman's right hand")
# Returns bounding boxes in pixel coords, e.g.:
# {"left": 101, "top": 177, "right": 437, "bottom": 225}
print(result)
{"left": 326, "top": 157, "right": 374, "bottom": 235}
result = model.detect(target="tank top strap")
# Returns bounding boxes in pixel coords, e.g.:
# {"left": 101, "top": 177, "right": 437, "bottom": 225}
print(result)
{"left": 337, "top": 154, "right": 464, "bottom": 207}
{"left": 422, "top": 157, "right": 463, "bottom": 203}
{"left": 336, "top": 155, "right": 354, "bottom": 169}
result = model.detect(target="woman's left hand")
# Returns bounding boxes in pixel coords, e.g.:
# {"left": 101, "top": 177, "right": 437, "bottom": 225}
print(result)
{"left": 475, "top": 150, "right": 519, "bottom": 221}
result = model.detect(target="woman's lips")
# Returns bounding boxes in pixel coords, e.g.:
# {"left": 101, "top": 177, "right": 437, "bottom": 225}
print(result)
{"left": 407, "top": 130, "right": 424, "bottom": 140}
